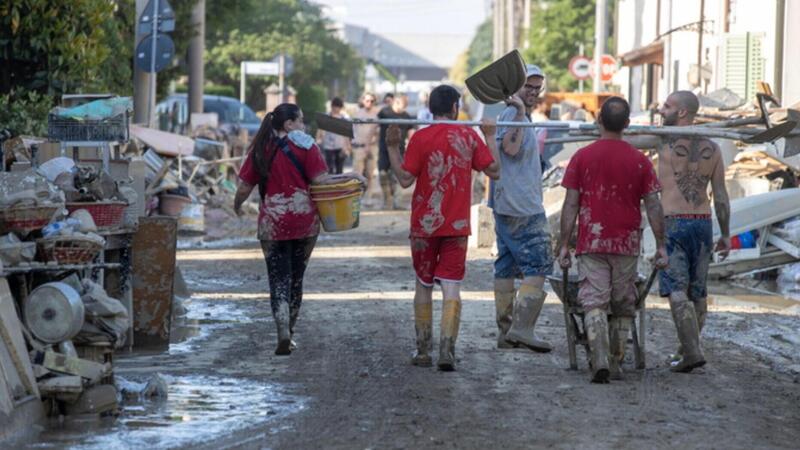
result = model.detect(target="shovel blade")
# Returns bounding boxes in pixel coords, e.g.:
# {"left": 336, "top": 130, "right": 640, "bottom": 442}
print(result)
{"left": 744, "top": 120, "right": 797, "bottom": 144}
{"left": 466, "top": 50, "right": 527, "bottom": 105}
{"left": 314, "top": 112, "right": 354, "bottom": 139}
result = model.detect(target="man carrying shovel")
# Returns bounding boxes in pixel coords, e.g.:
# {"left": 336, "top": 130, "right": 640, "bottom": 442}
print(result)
{"left": 385, "top": 85, "right": 501, "bottom": 371}
{"left": 490, "top": 64, "right": 554, "bottom": 352}
{"left": 558, "top": 97, "right": 668, "bottom": 383}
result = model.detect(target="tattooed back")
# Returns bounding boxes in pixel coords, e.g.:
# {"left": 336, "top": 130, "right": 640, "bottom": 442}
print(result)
{"left": 658, "top": 137, "right": 722, "bottom": 215}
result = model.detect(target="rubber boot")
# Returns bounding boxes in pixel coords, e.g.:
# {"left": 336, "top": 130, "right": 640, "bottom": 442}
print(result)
{"left": 669, "top": 298, "right": 708, "bottom": 363}
{"left": 669, "top": 299, "right": 706, "bottom": 373}
{"left": 437, "top": 299, "right": 461, "bottom": 371}
{"left": 494, "top": 288, "right": 516, "bottom": 349}
{"left": 289, "top": 306, "right": 300, "bottom": 351}
{"left": 379, "top": 171, "right": 394, "bottom": 210}
{"left": 585, "top": 308, "right": 610, "bottom": 383}
{"left": 412, "top": 301, "right": 433, "bottom": 367}
{"left": 274, "top": 302, "right": 292, "bottom": 355}
{"left": 505, "top": 285, "right": 552, "bottom": 353}
{"left": 608, "top": 316, "right": 632, "bottom": 380}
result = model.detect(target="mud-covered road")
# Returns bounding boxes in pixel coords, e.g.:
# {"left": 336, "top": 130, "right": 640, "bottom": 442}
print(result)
{"left": 25, "top": 210, "right": 800, "bottom": 449}
{"left": 168, "top": 210, "right": 800, "bottom": 449}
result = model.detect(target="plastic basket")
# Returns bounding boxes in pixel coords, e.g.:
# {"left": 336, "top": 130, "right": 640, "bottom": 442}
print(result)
{"left": 0, "top": 205, "right": 61, "bottom": 235}
{"left": 37, "top": 235, "right": 103, "bottom": 265}
{"left": 66, "top": 202, "right": 126, "bottom": 229}
{"left": 47, "top": 111, "right": 130, "bottom": 142}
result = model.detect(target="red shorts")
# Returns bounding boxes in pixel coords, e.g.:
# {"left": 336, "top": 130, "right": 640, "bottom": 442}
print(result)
{"left": 410, "top": 236, "right": 468, "bottom": 287}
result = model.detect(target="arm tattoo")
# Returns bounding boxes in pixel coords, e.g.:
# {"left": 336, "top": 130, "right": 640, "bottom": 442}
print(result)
{"left": 644, "top": 193, "right": 666, "bottom": 246}
{"left": 715, "top": 199, "right": 731, "bottom": 237}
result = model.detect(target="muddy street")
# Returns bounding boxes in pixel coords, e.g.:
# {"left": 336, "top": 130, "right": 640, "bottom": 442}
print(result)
{"left": 25, "top": 210, "right": 800, "bottom": 449}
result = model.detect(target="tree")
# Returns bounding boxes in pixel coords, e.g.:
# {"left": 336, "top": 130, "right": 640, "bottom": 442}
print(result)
{"left": 203, "top": 1, "right": 363, "bottom": 109}
{"left": 466, "top": 19, "right": 494, "bottom": 76}
{"left": 525, "top": 0, "right": 596, "bottom": 91}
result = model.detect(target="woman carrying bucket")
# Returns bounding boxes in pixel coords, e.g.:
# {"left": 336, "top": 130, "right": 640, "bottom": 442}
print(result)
{"left": 234, "top": 103, "right": 365, "bottom": 355}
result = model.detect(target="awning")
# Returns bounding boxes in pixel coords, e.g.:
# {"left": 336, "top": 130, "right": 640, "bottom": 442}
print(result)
{"left": 619, "top": 40, "right": 664, "bottom": 67}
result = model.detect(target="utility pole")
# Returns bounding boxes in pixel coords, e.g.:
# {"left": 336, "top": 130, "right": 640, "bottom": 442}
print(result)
{"left": 593, "top": 0, "right": 608, "bottom": 93}
{"left": 523, "top": 0, "right": 531, "bottom": 50}
{"left": 188, "top": 0, "right": 205, "bottom": 123}
{"left": 505, "top": 0, "right": 515, "bottom": 53}
{"left": 579, "top": 43, "right": 585, "bottom": 93}
{"left": 133, "top": 0, "right": 151, "bottom": 124}
{"left": 278, "top": 53, "right": 286, "bottom": 103}
{"left": 493, "top": 0, "right": 503, "bottom": 58}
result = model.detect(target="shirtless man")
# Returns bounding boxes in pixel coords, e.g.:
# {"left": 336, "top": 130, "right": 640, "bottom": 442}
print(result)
{"left": 656, "top": 91, "right": 731, "bottom": 373}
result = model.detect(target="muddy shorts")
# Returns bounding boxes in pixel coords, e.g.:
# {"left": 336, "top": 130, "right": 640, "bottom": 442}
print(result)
{"left": 410, "top": 236, "right": 468, "bottom": 286}
{"left": 659, "top": 215, "right": 713, "bottom": 300}
{"left": 494, "top": 213, "right": 553, "bottom": 278}
{"left": 577, "top": 253, "right": 639, "bottom": 316}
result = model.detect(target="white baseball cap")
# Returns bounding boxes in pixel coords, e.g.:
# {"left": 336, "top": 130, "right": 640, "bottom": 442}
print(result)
{"left": 526, "top": 64, "right": 545, "bottom": 78}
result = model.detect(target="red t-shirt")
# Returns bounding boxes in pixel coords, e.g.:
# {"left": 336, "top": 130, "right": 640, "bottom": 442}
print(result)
{"left": 561, "top": 139, "right": 660, "bottom": 256}
{"left": 239, "top": 138, "right": 328, "bottom": 241}
{"left": 402, "top": 124, "right": 494, "bottom": 237}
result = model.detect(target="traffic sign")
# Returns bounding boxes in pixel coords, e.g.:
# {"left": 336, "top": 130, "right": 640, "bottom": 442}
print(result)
{"left": 588, "top": 54, "right": 618, "bottom": 83}
{"left": 244, "top": 61, "right": 280, "bottom": 76}
{"left": 569, "top": 56, "right": 592, "bottom": 80}
{"left": 135, "top": 34, "right": 175, "bottom": 72}
{"left": 138, "top": 0, "right": 175, "bottom": 34}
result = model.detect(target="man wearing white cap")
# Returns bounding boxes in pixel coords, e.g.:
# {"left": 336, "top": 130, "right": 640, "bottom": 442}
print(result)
{"left": 491, "top": 64, "right": 553, "bottom": 352}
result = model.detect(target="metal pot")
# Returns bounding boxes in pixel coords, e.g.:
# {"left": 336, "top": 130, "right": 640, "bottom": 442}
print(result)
{"left": 24, "top": 282, "right": 84, "bottom": 344}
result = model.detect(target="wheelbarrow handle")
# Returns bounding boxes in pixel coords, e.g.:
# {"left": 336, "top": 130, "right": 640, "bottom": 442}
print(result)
{"left": 638, "top": 266, "right": 659, "bottom": 304}
{"left": 562, "top": 267, "right": 569, "bottom": 302}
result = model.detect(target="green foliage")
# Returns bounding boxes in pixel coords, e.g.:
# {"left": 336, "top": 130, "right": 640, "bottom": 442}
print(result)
{"left": 0, "top": 91, "right": 55, "bottom": 136}
{"left": 296, "top": 84, "right": 327, "bottom": 132}
{"left": 0, "top": 0, "right": 116, "bottom": 95}
{"left": 525, "top": 0, "right": 596, "bottom": 91}
{"left": 204, "top": 0, "right": 363, "bottom": 109}
{"left": 175, "top": 83, "right": 237, "bottom": 97}
{"left": 466, "top": 19, "right": 494, "bottom": 76}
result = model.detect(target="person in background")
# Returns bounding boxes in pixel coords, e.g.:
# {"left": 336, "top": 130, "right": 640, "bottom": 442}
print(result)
{"left": 386, "top": 84, "right": 501, "bottom": 371}
{"left": 377, "top": 94, "right": 413, "bottom": 210}
{"left": 416, "top": 91, "right": 433, "bottom": 129}
{"left": 316, "top": 97, "right": 351, "bottom": 175}
{"left": 234, "top": 103, "right": 364, "bottom": 355}
{"left": 352, "top": 93, "right": 380, "bottom": 202}
{"left": 382, "top": 92, "right": 395, "bottom": 108}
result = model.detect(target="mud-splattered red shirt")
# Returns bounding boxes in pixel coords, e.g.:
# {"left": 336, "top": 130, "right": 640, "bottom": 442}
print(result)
{"left": 239, "top": 139, "right": 328, "bottom": 241}
{"left": 562, "top": 139, "right": 660, "bottom": 256}
{"left": 402, "top": 124, "right": 494, "bottom": 237}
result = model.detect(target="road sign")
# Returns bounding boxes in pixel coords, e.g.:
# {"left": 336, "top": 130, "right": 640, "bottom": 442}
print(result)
{"left": 135, "top": 34, "right": 175, "bottom": 73}
{"left": 243, "top": 61, "right": 280, "bottom": 76}
{"left": 569, "top": 56, "right": 592, "bottom": 80}
{"left": 139, "top": 0, "right": 175, "bottom": 34}
{"left": 588, "top": 54, "right": 618, "bottom": 83}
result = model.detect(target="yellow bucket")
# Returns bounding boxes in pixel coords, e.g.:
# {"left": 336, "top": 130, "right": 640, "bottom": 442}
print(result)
{"left": 314, "top": 191, "right": 362, "bottom": 232}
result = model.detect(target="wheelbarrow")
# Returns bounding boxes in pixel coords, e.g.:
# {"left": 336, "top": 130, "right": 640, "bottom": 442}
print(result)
{"left": 547, "top": 268, "right": 658, "bottom": 371}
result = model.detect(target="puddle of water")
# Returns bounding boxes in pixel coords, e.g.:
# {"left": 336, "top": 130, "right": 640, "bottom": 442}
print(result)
{"left": 26, "top": 375, "right": 305, "bottom": 450}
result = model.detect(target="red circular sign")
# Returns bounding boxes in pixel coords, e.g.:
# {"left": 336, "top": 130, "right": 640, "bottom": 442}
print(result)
{"left": 589, "top": 54, "right": 618, "bottom": 83}
{"left": 569, "top": 56, "right": 592, "bottom": 80}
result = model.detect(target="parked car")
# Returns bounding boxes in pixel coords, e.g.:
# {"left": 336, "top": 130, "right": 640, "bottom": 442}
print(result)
{"left": 155, "top": 94, "right": 262, "bottom": 138}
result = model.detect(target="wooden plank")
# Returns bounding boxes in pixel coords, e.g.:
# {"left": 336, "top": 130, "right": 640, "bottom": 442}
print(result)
{"left": 39, "top": 351, "right": 109, "bottom": 384}
{"left": 0, "top": 278, "right": 39, "bottom": 400}
{"left": 709, "top": 249, "right": 799, "bottom": 279}
{"left": 131, "top": 217, "right": 177, "bottom": 348}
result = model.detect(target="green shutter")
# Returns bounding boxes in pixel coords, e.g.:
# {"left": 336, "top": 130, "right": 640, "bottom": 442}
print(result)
{"left": 724, "top": 32, "right": 765, "bottom": 103}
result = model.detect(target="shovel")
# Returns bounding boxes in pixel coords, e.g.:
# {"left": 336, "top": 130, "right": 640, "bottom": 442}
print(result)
{"left": 314, "top": 112, "right": 354, "bottom": 139}
{"left": 466, "top": 50, "right": 528, "bottom": 104}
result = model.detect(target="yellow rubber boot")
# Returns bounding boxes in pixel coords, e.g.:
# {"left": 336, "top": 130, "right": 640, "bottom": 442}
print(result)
{"left": 494, "top": 288, "right": 515, "bottom": 349}
{"left": 438, "top": 299, "right": 462, "bottom": 371}
{"left": 505, "top": 284, "right": 552, "bottom": 353}
{"left": 412, "top": 301, "right": 433, "bottom": 367}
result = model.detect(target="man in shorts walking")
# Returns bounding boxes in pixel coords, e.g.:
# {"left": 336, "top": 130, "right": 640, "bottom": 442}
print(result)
{"left": 558, "top": 97, "right": 668, "bottom": 383}
{"left": 386, "top": 85, "right": 500, "bottom": 371}
{"left": 491, "top": 64, "right": 553, "bottom": 352}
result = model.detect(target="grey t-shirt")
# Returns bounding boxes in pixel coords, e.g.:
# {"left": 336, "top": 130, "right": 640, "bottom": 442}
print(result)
{"left": 492, "top": 105, "right": 545, "bottom": 217}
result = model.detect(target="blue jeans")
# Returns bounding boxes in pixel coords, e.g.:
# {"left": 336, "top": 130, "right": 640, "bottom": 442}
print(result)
{"left": 494, "top": 213, "right": 553, "bottom": 278}
{"left": 659, "top": 216, "right": 713, "bottom": 300}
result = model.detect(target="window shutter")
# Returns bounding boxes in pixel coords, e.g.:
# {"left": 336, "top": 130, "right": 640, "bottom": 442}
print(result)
{"left": 724, "top": 32, "right": 765, "bottom": 103}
